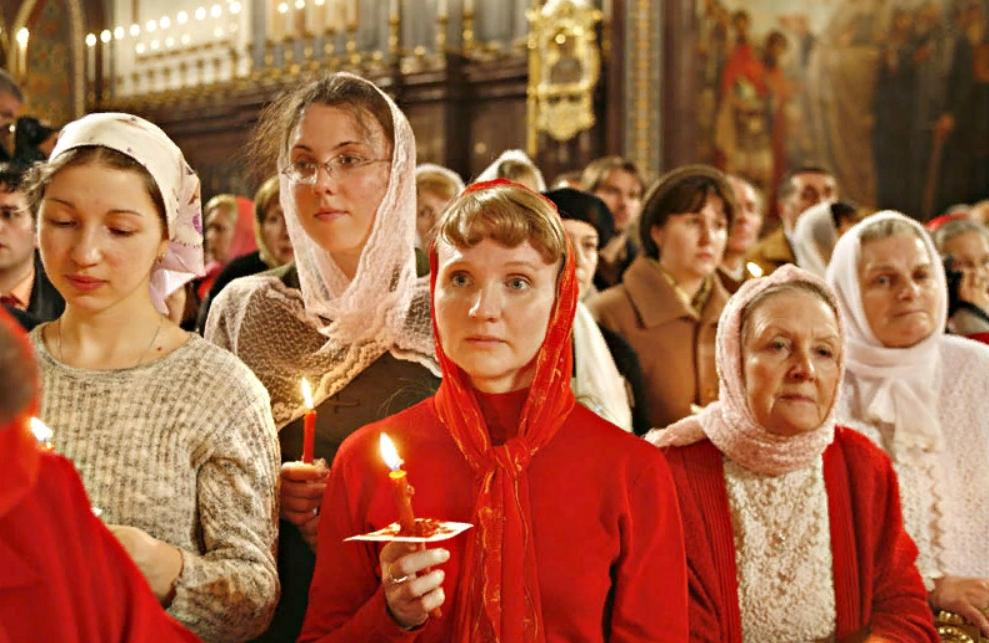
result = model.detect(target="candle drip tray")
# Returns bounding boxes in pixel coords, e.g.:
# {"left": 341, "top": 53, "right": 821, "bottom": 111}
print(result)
{"left": 345, "top": 519, "right": 473, "bottom": 543}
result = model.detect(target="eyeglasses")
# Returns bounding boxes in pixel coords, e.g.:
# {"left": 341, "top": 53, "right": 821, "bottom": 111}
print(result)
{"left": 280, "top": 153, "right": 389, "bottom": 185}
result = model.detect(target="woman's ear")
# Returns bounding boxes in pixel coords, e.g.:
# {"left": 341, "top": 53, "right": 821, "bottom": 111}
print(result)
{"left": 156, "top": 238, "right": 169, "bottom": 263}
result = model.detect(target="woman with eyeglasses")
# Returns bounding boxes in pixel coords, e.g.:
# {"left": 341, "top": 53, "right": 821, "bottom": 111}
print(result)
{"left": 205, "top": 72, "right": 439, "bottom": 641}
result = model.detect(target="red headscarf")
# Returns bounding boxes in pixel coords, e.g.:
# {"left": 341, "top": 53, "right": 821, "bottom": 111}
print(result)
{"left": 428, "top": 179, "right": 579, "bottom": 642}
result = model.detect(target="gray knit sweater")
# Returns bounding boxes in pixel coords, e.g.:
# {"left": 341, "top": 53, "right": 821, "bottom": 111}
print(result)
{"left": 30, "top": 329, "right": 281, "bottom": 642}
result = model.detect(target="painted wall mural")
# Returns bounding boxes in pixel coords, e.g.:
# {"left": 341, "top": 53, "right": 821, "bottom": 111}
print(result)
{"left": 22, "top": 0, "right": 74, "bottom": 126}
{"left": 694, "top": 0, "right": 989, "bottom": 219}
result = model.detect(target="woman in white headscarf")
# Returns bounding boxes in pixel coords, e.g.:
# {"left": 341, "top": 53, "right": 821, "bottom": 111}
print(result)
{"left": 474, "top": 148, "right": 547, "bottom": 192}
{"left": 826, "top": 210, "right": 989, "bottom": 636}
{"left": 27, "top": 113, "right": 280, "bottom": 641}
{"left": 205, "top": 72, "right": 439, "bottom": 641}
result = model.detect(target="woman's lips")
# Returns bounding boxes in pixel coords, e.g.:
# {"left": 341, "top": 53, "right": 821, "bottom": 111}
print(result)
{"left": 65, "top": 274, "right": 107, "bottom": 292}
{"left": 465, "top": 335, "right": 506, "bottom": 346}
{"left": 315, "top": 209, "right": 346, "bottom": 221}
{"left": 779, "top": 393, "right": 814, "bottom": 403}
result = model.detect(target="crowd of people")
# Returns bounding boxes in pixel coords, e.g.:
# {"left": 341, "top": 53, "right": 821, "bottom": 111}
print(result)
{"left": 2, "top": 65, "right": 989, "bottom": 643}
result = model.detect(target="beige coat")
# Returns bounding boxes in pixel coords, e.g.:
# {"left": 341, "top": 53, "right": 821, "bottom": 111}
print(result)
{"left": 588, "top": 256, "right": 728, "bottom": 429}
{"left": 745, "top": 226, "right": 796, "bottom": 277}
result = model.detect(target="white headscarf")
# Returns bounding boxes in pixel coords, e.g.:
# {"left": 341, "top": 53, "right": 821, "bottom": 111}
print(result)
{"left": 792, "top": 201, "right": 839, "bottom": 278}
{"left": 49, "top": 113, "right": 204, "bottom": 314}
{"left": 474, "top": 149, "right": 547, "bottom": 191}
{"left": 205, "top": 73, "right": 436, "bottom": 427}
{"left": 825, "top": 210, "right": 947, "bottom": 454}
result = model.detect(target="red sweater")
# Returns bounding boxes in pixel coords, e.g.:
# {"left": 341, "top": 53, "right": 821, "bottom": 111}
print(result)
{"left": 299, "top": 394, "right": 688, "bottom": 642}
{"left": 663, "top": 427, "right": 938, "bottom": 642}
{"left": 0, "top": 449, "right": 198, "bottom": 643}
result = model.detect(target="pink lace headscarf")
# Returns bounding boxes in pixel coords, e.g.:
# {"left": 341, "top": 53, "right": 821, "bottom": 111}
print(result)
{"left": 647, "top": 264, "right": 846, "bottom": 475}
{"left": 49, "top": 113, "right": 205, "bottom": 314}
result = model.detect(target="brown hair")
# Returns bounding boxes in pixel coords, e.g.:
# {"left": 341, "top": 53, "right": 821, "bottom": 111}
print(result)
{"left": 248, "top": 74, "right": 394, "bottom": 181}
{"left": 638, "top": 164, "right": 737, "bottom": 259}
{"left": 416, "top": 171, "right": 459, "bottom": 202}
{"left": 436, "top": 183, "right": 567, "bottom": 265}
{"left": 24, "top": 146, "right": 167, "bottom": 235}
{"left": 0, "top": 310, "right": 38, "bottom": 424}
{"left": 581, "top": 155, "right": 643, "bottom": 193}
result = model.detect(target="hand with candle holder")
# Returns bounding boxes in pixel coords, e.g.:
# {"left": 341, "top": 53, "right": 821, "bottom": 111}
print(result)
{"left": 379, "top": 541, "right": 450, "bottom": 629}
{"left": 280, "top": 377, "right": 329, "bottom": 550}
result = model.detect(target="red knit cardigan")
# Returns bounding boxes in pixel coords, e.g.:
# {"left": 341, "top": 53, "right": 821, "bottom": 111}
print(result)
{"left": 663, "top": 427, "right": 938, "bottom": 642}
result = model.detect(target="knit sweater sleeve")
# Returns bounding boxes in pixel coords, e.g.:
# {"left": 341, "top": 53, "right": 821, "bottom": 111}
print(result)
{"left": 168, "top": 355, "right": 281, "bottom": 642}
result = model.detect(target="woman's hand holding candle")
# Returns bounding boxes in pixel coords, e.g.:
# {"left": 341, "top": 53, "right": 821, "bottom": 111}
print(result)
{"left": 280, "top": 461, "right": 328, "bottom": 551}
{"left": 380, "top": 541, "right": 450, "bottom": 630}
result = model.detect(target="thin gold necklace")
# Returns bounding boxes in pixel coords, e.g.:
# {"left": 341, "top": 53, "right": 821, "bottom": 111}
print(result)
{"left": 56, "top": 315, "right": 165, "bottom": 369}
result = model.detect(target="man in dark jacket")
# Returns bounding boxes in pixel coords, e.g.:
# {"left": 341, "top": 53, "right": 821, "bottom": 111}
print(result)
{"left": 0, "top": 162, "right": 63, "bottom": 329}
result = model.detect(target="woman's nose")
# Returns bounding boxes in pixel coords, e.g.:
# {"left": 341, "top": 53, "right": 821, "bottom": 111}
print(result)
{"left": 468, "top": 285, "right": 502, "bottom": 320}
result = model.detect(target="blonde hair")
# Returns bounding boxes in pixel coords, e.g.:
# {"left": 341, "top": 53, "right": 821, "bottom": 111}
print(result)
{"left": 204, "top": 194, "right": 238, "bottom": 222}
{"left": 416, "top": 170, "right": 459, "bottom": 201}
{"left": 436, "top": 183, "right": 567, "bottom": 265}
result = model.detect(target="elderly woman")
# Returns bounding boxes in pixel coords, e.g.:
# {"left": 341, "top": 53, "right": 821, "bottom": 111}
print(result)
{"left": 649, "top": 264, "right": 937, "bottom": 642}
{"left": 590, "top": 164, "right": 733, "bottom": 427}
{"left": 826, "top": 211, "right": 989, "bottom": 636}
{"left": 205, "top": 72, "right": 440, "bottom": 640}
{"left": 299, "top": 180, "right": 687, "bottom": 641}
{"left": 932, "top": 218, "right": 989, "bottom": 338}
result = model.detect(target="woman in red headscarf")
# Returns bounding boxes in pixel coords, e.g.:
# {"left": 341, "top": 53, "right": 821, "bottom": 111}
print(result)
{"left": 299, "top": 180, "right": 687, "bottom": 642}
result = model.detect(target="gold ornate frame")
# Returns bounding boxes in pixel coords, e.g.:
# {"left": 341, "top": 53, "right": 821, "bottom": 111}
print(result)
{"left": 526, "top": 0, "right": 602, "bottom": 155}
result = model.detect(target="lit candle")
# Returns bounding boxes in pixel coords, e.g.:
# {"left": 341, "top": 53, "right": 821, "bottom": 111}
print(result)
{"left": 15, "top": 28, "right": 29, "bottom": 77}
{"left": 29, "top": 417, "right": 53, "bottom": 450}
{"left": 346, "top": 0, "right": 358, "bottom": 25}
{"left": 438, "top": 0, "right": 447, "bottom": 16}
{"left": 300, "top": 378, "right": 316, "bottom": 463}
{"left": 379, "top": 432, "right": 416, "bottom": 534}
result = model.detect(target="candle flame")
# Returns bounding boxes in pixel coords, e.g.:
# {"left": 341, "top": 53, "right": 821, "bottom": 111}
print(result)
{"left": 746, "top": 261, "right": 764, "bottom": 278}
{"left": 379, "top": 433, "right": 404, "bottom": 471}
{"left": 300, "top": 377, "right": 314, "bottom": 409}
{"left": 29, "top": 417, "right": 53, "bottom": 449}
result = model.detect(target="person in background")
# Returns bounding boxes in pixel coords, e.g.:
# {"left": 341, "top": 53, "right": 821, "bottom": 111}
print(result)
{"left": 0, "top": 162, "right": 63, "bottom": 327}
{"left": 590, "top": 164, "right": 734, "bottom": 428}
{"left": 581, "top": 155, "right": 645, "bottom": 288}
{"left": 747, "top": 166, "right": 838, "bottom": 276}
{"left": 791, "top": 201, "right": 862, "bottom": 278}
{"left": 300, "top": 180, "right": 688, "bottom": 641}
{"left": 475, "top": 148, "right": 547, "bottom": 192}
{"left": 205, "top": 72, "right": 440, "bottom": 641}
{"left": 550, "top": 169, "right": 584, "bottom": 189}
{"left": 827, "top": 211, "right": 989, "bottom": 636}
{"left": 196, "top": 176, "right": 294, "bottom": 331}
{"left": 718, "top": 174, "right": 765, "bottom": 292}
{"left": 415, "top": 163, "right": 464, "bottom": 253}
{"left": 544, "top": 187, "right": 650, "bottom": 434}
{"left": 649, "top": 265, "right": 938, "bottom": 642}
{"left": 29, "top": 112, "right": 280, "bottom": 641}
{"left": 12, "top": 116, "right": 57, "bottom": 164}
{"left": 933, "top": 218, "right": 989, "bottom": 337}
{"left": 198, "top": 193, "right": 257, "bottom": 300}
{"left": 0, "top": 308, "right": 199, "bottom": 643}
{"left": 0, "top": 70, "right": 23, "bottom": 163}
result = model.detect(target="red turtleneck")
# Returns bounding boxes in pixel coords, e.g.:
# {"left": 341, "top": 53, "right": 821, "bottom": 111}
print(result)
{"left": 299, "top": 393, "right": 688, "bottom": 642}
